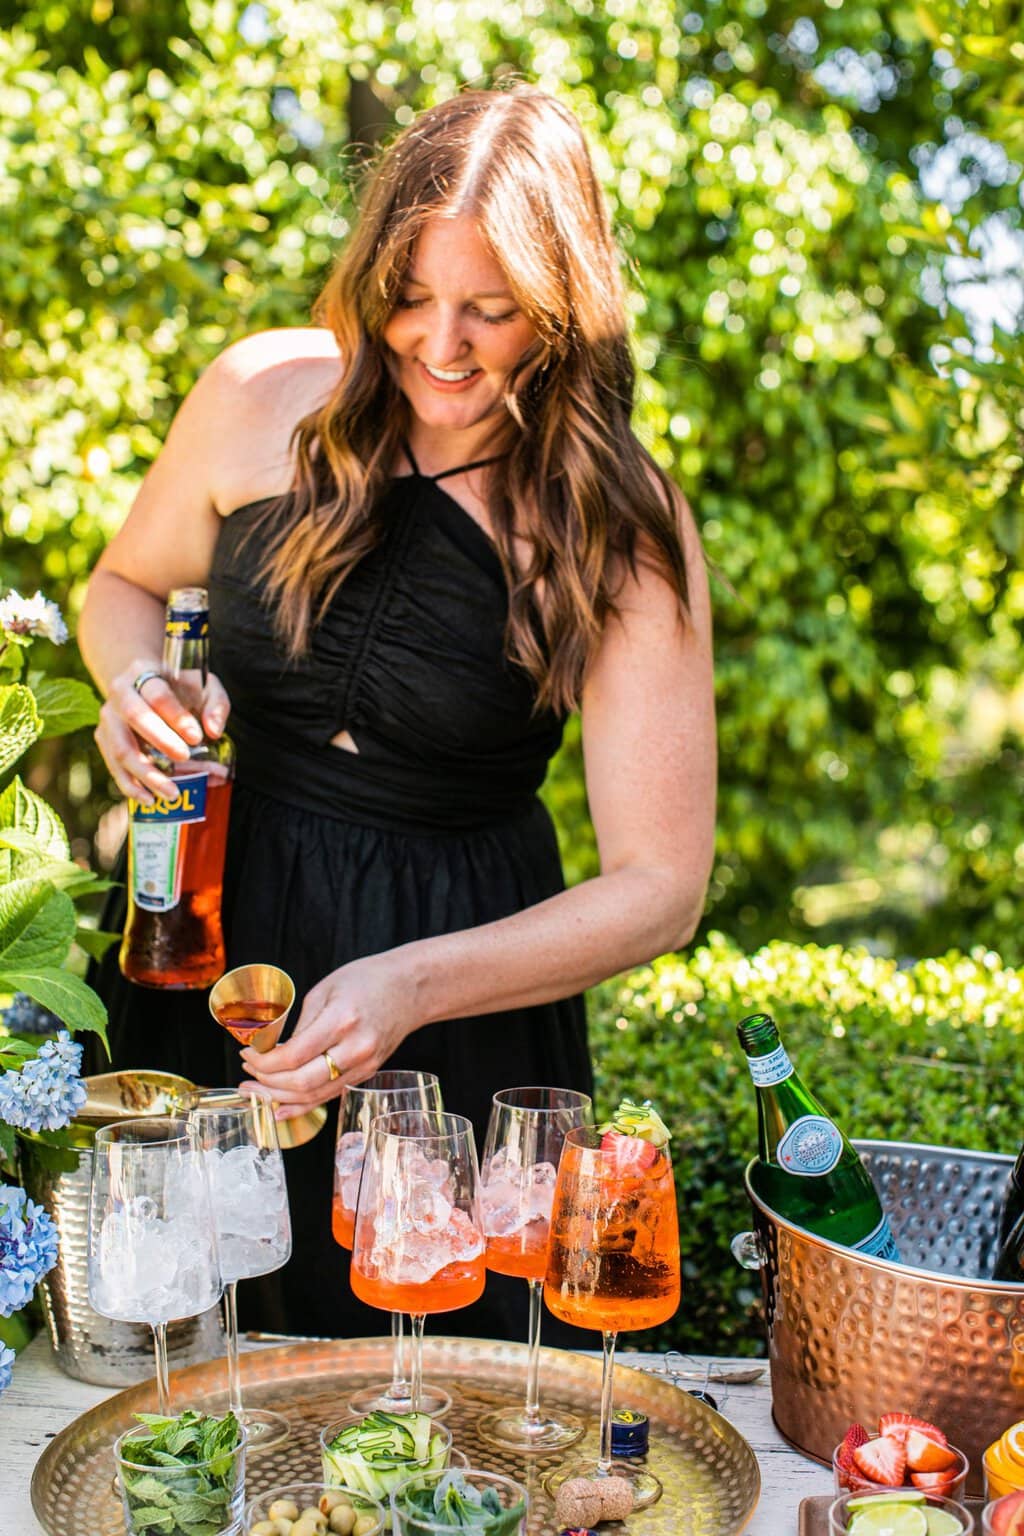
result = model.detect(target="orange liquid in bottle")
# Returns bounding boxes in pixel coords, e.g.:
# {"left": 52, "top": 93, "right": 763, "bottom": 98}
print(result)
{"left": 120, "top": 775, "right": 233, "bottom": 989}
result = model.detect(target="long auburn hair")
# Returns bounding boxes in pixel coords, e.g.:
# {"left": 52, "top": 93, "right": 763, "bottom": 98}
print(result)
{"left": 254, "top": 85, "right": 690, "bottom": 715}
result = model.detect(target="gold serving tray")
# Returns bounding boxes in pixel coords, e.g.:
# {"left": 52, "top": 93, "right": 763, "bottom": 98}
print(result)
{"left": 31, "top": 1336, "right": 760, "bottom": 1535}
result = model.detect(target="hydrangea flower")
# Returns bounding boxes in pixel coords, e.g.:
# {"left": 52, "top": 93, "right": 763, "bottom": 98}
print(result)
{"left": 0, "top": 993, "right": 61, "bottom": 1036}
{"left": 0, "top": 1030, "right": 87, "bottom": 1132}
{"left": 0, "top": 1342, "right": 14, "bottom": 1395}
{"left": 0, "top": 1185, "right": 58, "bottom": 1317}
{"left": 0, "top": 590, "right": 68, "bottom": 644}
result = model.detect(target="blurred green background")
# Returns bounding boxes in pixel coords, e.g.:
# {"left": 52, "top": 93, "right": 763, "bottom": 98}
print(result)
{"left": 2, "top": 0, "right": 1023, "bottom": 1357}
{"left": 3, "top": 0, "right": 1022, "bottom": 963}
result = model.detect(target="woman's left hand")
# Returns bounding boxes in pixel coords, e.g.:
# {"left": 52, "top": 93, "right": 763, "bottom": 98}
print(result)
{"left": 238, "top": 951, "right": 421, "bottom": 1116}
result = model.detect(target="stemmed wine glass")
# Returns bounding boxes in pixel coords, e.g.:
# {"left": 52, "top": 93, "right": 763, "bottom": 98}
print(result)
{"left": 189, "top": 1092, "right": 292, "bottom": 1452}
{"left": 543, "top": 1123, "right": 681, "bottom": 1509}
{"left": 332, "top": 1071, "right": 449, "bottom": 1416}
{"left": 87, "top": 1116, "right": 223, "bottom": 1414}
{"left": 478, "top": 1086, "right": 593, "bottom": 1452}
{"left": 350, "top": 1110, "right": 485, "bottom": 1414}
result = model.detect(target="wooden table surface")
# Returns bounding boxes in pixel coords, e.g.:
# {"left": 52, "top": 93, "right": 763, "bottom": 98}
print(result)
{"left": 0, "top": 1333, "right": 834, "bottom": 1532}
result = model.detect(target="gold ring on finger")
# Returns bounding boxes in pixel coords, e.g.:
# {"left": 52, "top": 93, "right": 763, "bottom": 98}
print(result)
{"left": 323, "top": 1049, "right": 342, "bottom": 1083}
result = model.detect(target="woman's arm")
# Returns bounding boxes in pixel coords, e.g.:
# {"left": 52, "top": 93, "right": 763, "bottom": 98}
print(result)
{"left": 242, "top": 502, "right": 716, "bottom": 1110}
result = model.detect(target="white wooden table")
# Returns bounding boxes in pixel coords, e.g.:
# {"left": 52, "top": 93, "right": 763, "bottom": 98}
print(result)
{"left": 0, "top": 1334, "right": 833, "bottom": 1531}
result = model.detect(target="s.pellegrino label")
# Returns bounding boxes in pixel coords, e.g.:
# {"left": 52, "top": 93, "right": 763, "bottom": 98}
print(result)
{"left": 129, "top": 775, "right": 208, "bottom": 913}
{"left": 855, "top": 1215, "right": 901, "bottom": 1262}
{"left": 748, "top": 1043, "right": 793, "bottom": 1087}
{"left": 775, "top": 1114, "right": 844, "bottom": 1177}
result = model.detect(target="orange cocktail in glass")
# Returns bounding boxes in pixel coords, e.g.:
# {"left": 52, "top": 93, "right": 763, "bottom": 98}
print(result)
{"left": 478, "top": 1086, "right": 593, "bottom": 1452}
{"left": 544, "top": 1119, "right": 681, "bottom": 1509}
{"left": 350, "top": 1110, "right": 486, "bottom": 1412}
{"left": 332, "top": 1072, "right": 445, "bottom": 1417}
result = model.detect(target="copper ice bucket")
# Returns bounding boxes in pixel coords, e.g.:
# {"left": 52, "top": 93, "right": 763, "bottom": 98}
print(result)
{"left": 734, "top": 1139, "right": 1024, "bottom": 1495}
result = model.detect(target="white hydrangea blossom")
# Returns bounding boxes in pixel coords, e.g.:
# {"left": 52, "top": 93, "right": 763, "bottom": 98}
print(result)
{"left": 0, "top": 591, "right": 68, "bottom": 644}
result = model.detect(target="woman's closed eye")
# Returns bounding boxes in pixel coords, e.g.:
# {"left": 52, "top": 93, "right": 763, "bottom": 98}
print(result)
{"left": 393, "top": 295, "right": 520, "bottom": 325}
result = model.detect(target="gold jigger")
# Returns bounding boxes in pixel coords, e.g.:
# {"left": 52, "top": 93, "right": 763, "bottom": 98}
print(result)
{"left": 208, "top": 963, "right": 327, "bottom": 1150}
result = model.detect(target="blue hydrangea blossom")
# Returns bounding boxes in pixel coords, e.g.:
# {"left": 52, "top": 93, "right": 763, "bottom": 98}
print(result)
{"left": 0, "top": 1341, "right": 14, "bottom": 1395}
{"left": 0, "top": 1185, "right": 58, "bottom": 1317}
{"left": 0, "top": 994, "right": 61, "bottom": 1036}
{"left": 0, "top": 1030, "right": 86, "bottom": 1133}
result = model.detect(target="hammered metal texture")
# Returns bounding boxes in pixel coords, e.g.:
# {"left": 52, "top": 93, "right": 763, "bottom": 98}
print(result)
{"left": 31, "top": 1337, "right": 761, "bottom": 1535}
{"left": 19, "top": 1136, "right": 224, "bottom": 1387}
{"left": 745, "top": 1139, "right": 1024, "bottom": 1495}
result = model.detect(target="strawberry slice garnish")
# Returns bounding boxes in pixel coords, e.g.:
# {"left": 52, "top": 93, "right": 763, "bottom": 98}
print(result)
{"left": 878, "top": 1412, "right": 947, "bottom": 1448}
{"left": 905, "top": 1429, "right": 957, "bottom": 1472}
{"left": 600, "top": 1129, "right": 658, "bottom": 1173}
{"left": 852, "top": 1436, "right": 907, "bottom": 1487}
{"left": 836, "top": 1423, "right": 870, "bottom": 1473}
{"left": 910, "top": 1470, "right": 957, "bottom": 1492}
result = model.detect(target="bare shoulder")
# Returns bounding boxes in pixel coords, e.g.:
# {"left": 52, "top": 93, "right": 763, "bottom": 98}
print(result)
{"left": 192, "top": 329, "right": 343, "bottom": 513}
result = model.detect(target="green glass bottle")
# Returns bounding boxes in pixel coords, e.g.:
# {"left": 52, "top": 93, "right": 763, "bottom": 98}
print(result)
{"left": 736, "top": 1012, "right": 900, "bottom": 1261}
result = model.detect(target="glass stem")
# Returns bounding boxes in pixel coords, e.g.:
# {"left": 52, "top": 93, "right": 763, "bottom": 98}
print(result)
{"left": 524, "top": 1278, "right": 543, "bottom": 1424}
{"left": 598, "top": 1330, "right": 618, "bottom": 1475}
{"left": 389, "top": 1310, "right": 408, "bottom": 1395}
{"left": 151, "top": 1321, "right": 171, "bottom": 1415}
{"left": 223, "top": 1280, "right": 243, "bottom": 1419}
{"left": 409, "top": 1314, "right": 426, "bottom": 1413}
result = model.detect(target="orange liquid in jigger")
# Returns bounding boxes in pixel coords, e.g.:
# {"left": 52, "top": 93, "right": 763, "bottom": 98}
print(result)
{"left": 486, "top": 1226, "right": 549, "bottom": 1282}
{"left": 350, "top": 1258, "right": 486, "bottom": 1315}
{"left": 212, "top": 999, "right": 281, "bottom": 1049}
{"left": 543, "top": 1148, "right": 681, "bottom": 1333}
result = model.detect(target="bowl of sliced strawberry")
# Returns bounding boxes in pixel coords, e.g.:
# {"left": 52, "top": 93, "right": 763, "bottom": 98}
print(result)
{"left": 834, "top": 1414, "right": 969, "bottom": 1503}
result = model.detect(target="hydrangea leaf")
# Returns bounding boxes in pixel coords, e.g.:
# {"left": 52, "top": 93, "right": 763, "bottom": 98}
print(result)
{"left": 0, "top": 967, "right": 108, "bottom": 1046}
{"left": 27, "top": 675, "right": 100, "bottom": 740}
{"left": 0, "top": 685, "right": 42, "bottom": 776}
{"left": 0, "top": 777, "right": 70, "bottom": 879}
{"left": 0, "top": 880, "right": 75, "bottom": 971}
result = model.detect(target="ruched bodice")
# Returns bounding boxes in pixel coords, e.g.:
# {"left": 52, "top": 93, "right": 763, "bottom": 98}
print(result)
{"left": 87, "top": 463, "right": 592, "bottom": 1344}
{"left": 209, "top": 474, "right": 565, "bottom": 831}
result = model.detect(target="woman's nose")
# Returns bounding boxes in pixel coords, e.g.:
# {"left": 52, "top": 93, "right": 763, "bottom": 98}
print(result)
{"left": 422, "top": 306, "right": 470, "bottom": 364}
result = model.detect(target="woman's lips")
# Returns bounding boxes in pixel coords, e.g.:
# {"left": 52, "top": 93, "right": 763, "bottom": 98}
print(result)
{"left": 416, "top": 359, "right": 483, "bottom": 392}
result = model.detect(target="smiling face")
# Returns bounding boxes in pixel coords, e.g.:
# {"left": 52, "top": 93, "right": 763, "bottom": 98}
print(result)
{"left": 382, "top": 213, "right": 538, "bottom": 456}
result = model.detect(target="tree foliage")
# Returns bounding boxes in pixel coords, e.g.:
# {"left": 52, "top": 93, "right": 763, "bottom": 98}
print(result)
{"left": 1, "top": 0, "right": 1021, "bottom": 962}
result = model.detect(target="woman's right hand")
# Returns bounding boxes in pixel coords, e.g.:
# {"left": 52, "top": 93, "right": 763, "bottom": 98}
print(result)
{"left": 94, "top": 660, "right": 231, "bottom": 805}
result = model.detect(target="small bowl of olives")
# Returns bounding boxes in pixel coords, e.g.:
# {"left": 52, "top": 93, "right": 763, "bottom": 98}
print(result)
{"left": 245, "top": 1482, "right": 386, "bottom": 1536}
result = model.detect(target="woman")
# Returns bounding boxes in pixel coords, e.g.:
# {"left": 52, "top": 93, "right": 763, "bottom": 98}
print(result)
{"left": 81, "top": 85, "right": 716, "bottom": 1339}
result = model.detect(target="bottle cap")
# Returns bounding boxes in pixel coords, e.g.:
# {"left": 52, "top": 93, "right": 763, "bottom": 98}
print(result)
{"left": 610, "top": 1407, "right": 649, "bottom": 1457}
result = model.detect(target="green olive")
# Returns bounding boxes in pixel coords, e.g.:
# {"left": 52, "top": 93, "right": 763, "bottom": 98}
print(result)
{"left": 292, "top": 1517, "right": 325, "bottom": 1536}
{"left": 328, "top": 1506, "right": 356, "bottom": 1535}
{"left": 268, "top": 1500, "right": 301, "bottom": 1523}
{"left": 352, "top": 1516, "right": 379, "bottom": 1536}
{"left": 249, "top": 1523, "right": 281, "bottom": 1536}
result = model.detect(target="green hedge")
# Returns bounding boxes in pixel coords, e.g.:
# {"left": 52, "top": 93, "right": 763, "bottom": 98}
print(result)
{"left": 588, "top": 932, "right": 1024, "bottom": 1356}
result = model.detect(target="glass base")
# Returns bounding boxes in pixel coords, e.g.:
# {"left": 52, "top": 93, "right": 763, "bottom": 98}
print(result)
{"left": 239, "top": 1407, "right": 291, "bottom": 1455}
{"left": 478, "top": 1403, "right": 585, "bottom": 1453}
{"left": 544, "top": 1457, "right": 663, "bottom": 1511}
{"left": 347, "top": 1379, "right": 453, "bottom": 1418}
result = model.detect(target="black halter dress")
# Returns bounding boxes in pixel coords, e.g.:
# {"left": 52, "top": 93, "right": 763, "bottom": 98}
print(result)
{"left": 86, "top": 453, "right": 592, "bottom": 1341}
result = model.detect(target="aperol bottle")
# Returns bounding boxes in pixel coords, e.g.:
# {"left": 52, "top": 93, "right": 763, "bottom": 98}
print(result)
{"left": 119, "top": 588, "right": 234, "bottom": 989}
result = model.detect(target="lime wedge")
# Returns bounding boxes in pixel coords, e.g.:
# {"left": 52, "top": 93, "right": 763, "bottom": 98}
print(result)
{"left": 924, "top": 1512, "right": 964, "bottom": 1536}
{"left": 848, "top": 1506, "right": 929, "bottom": 1536}
{"left": 848, "top": 1492, "right": 927, "bottom": 1509}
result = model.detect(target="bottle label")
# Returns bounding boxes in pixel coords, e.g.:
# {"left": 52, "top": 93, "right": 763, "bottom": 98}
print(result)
{"left": 166, "top": 609, "right": 208, "bottom": 640}
{"left": 129, "top": 776, "right": 208, "bottom": 913}
{"left": 747, "top": 1044, "right": 794, "bottom": 1086}
{"left": 775, "top": 1115, "right": 844, "bottom": 1177}
{"left": 853, "top": 1215, "right": 901, "bottom": 1263}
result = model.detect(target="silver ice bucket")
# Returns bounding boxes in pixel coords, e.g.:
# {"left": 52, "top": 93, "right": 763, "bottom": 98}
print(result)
{"left": 18, "top": 1072, "right": 224, "bottom": 1387}
{"left": 734, "top": 1139, "right": 1024, "bottom": 1495}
